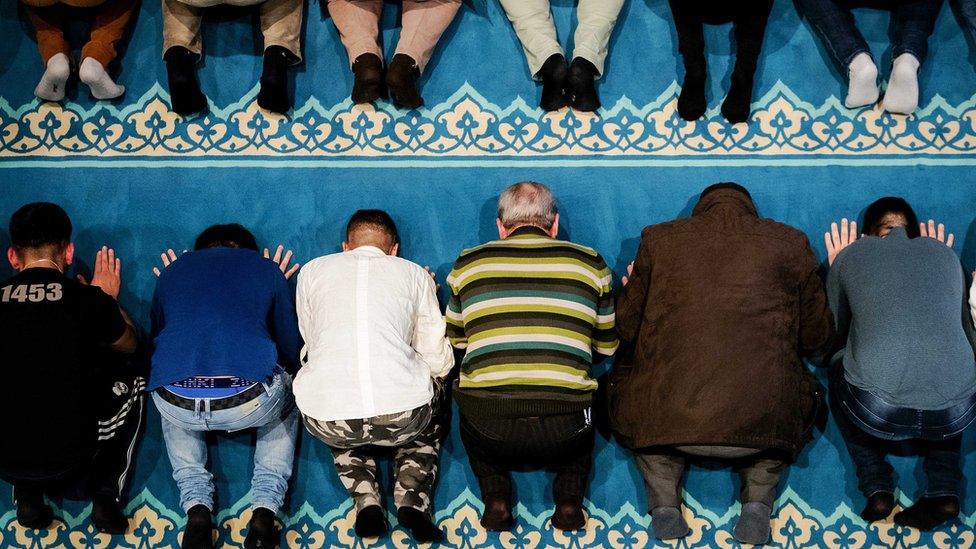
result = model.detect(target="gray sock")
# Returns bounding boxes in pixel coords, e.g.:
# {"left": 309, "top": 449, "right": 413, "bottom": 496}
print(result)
{"left": 34, "top": 53, "right": 70, "bottom": 102}
{"left": 733, "top": 502, "right": 772, "bottom": 546}
{"left": 79, "top": 57, "right": 125, "bottom": 100}
{"left": 650, "top": 506, "right": 690, "bottom": 540}
{"left": 882, "top": 53, "right": 920, "bottom": 114}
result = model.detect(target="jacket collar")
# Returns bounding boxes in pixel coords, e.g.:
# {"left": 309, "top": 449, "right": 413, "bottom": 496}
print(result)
{"left": 692, "top": 186, "right": 758, "bottom": 218}
{"left": 505, "top": 225, "right": 553, "bottom": 239}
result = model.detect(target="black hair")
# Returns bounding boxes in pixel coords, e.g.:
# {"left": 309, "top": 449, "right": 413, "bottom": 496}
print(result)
{"left": 9, "top": 202, "right": 72, "bottom": 251}
{"left": 862, "top": 197, "right": 920, "bottom": 238}
{"left": 346, "top": 209, "right": 399, "bottom": 245}
{"left": 193, "top": 224, "right": 259, "bottom": 251}
{"left": 700, "top": 182, "right": 751, "bottom": 200}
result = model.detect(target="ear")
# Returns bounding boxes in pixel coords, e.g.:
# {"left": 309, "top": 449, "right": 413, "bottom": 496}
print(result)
{"left": 7, "top": 247, "right": 20, "bottom": 271}
{"left": 341, "top": 241, "right": 350, "bottom": 252}
{"left": 548, "top": 214, "right": 560, "bottom": 238}
{"left": 389, "top": 243, "right": 399, "bottom": 257}
{"left": 496, "top": 219, "right": 508, "bottom": 239}
{"left": 64, "top": 242, "right": 74, "bottom": 266}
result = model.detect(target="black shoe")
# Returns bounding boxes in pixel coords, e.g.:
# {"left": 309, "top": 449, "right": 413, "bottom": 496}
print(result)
{"left": 92, "top": 494, "right": 128, "bottom": 534}
{"left": 537, "top": 53, "right": 569, "bottom": 111}
{"left": 397, "top": 507, "right": 443, "bottom": 543}
{"left": 351, "top": 53, "right": 383, "bottom": 104}
{"left": 568, "top": 57, "right": 600, "bottom": 112}
{"left": 14, "top": 486, "right": 53, "bottom": 530}
{"left": 721, "top": 69, "right": 755, "bottom": 124}
{"left": 164, "top": 46, "right": 207, "bottom": 116}
{"left": 677, "top": 58, "right": 707, "bottom": 121}
{"left": 244, "top": 507, "right": 279, "bottom": 549}
{"left": 354, "top": 505, "right": 389, "bottom": 538}
{"left": 551, "top": 501, "right": 586, "bottom": 531}
{"left": 181, "top": 504, "right": 214, "bottom": 549}
{"left": 258, "top": 45, "right": 297, "bottom": 114}
{"left": 386, "top": 54, "right": 423, "bottom": 110}
{"left": 480, "top": 496, "right": 514, "bottom": 531}
{"left": 894, "top": 496, "right": 961, "bottom": 531}
{"left": 860, "top": 492, "right": 895, "bottom": 523}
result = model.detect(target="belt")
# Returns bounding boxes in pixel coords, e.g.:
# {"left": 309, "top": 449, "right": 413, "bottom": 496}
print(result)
{"left": 157, "top": 383, "right": 266, "bottom": 412}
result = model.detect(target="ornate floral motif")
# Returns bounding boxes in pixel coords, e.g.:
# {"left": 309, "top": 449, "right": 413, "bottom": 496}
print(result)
{"left": 1, "top": 83, "right": 975, "bottom": 161}
{"left": 0, "top": 488, "right": 970, "bottom": 548}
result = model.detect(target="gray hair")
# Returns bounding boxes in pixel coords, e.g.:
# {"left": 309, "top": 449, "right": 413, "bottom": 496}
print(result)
{"left": 497, "top": 182, "right": 558, "bottom": 230}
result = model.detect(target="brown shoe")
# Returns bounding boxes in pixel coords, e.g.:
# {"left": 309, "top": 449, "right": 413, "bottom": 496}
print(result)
{"left": 480, "top": 497, "right": 514, "bottom": 531}
{"left": 551, "top": 501, "right": 586, "bottom": 531}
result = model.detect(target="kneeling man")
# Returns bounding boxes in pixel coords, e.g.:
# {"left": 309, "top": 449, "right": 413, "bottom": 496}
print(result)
{"left": 295, "top": 210, "right": 453, "bottom": 543}
{"left": 611, "top": 183, "right": 833, "bottom": 545}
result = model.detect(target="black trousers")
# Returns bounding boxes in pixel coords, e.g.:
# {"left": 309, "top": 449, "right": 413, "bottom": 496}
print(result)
{"left": 6, "top": 354, "right": 146, "bottom": 502}
{"left": 667, "top": 0, "right": 775, "bottom": 75}
{"left": 459, "top": 409, "right": 594, "bottom": 505}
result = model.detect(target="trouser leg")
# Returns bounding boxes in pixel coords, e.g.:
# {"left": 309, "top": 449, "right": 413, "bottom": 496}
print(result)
{"left": 458, "top": 417, "right": 513, "bottom": 501}
{"left": 730, "top": 1, "right": 773, "bottom": 78}
{"left": 327, "top": 0, "right": 383, "bottom": 67}
{"left": 795, "top": 0, "right": 871, "bottom": 68}
{"left": 250, "top": 403, "right": 299, "bottom": 513}
{"left": 921, "top": 436, "right": 963, "bottom": 498}
{"left": 634, "top": 452, "right": 685, "bottom": 510}
{"left": 396, "top": 0, "right": 462, "bottom": 73}
{"left": 497, "top": 0, "right": 562, "bottom": 78}
{"left": 551, "top": 431, "right": 593, "bottom": 505}
{"left": 392, "top": 406, "right": 444, "bottom": 514}
{"left": 91, "top": 373, "right": 147, "bottom": 500}
{"left": 159, "top": 413, "right": 214, "bottom": 512}
{"left": 735, "top": 456, "right": 785, "bottom": 508}
{"left": 828, "top": 367, "right": 895, "bottom": 497}
{"left": 26, "top": 4, "right": 71, "bottom": 65}
{"left": 331, "top": 446, "right": 382, "bottom": 511}
{"left": 890, "top": 0, "right": 943, "bottom": 63}
{"left": 81, "top": 0, "right": 139, "bottom": 66}
{"left": 571, "top": 0, "right": 625, "bottom": 77}
{"left": 260, "top": 0, "right": 304, "bottom": 61}
{"left": 162, "top": 0, "right": 204, "bottom": 56}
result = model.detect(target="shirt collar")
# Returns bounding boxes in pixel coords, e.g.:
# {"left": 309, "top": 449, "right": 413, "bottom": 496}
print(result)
{"left": 348, "top": 245, "right": 387, "bottom": 256}
{"left": 505, "top": 225, "right": 553, "bottom": 240}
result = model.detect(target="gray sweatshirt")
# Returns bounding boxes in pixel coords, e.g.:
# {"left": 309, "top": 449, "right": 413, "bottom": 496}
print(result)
{"left": 827, "top": 227, "right": 976, "bottom": 410}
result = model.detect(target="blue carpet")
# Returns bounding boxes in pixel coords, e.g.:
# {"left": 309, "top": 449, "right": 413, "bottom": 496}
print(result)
{"left": 1, "top": 0, "right": 976, "bottom": 547}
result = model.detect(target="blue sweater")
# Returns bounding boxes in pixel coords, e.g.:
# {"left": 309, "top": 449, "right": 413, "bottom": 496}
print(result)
{"left": 827, "top": 228, "right": 976, "bottom": 409}
{"left": 148, "top": 248, "right": 301, "bottom": 390}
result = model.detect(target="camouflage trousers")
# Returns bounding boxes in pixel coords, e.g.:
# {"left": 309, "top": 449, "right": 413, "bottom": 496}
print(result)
{"left": 304, "top": 380, "right": 446, "bottom": 514}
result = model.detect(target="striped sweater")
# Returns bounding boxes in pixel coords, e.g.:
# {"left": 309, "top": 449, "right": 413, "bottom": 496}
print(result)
{"left": 446, "top": 226, "right": 618, "bottom": 393}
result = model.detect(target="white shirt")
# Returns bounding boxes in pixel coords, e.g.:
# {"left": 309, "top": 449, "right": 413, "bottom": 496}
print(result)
{"left": 293, "top": 246, "right": 454, "bottom": 421}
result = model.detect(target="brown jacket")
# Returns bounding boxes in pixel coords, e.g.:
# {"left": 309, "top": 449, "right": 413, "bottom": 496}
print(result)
{"left": 608, "top": 186, "right": 832, "bottom": 459}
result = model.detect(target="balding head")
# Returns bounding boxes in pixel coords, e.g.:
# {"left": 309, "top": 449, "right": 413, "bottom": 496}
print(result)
{"left": 496, "top": 182, "right": 560, "bottom": 238}
{"left": 343, "top": 209, "right": 400, "bottom": 255}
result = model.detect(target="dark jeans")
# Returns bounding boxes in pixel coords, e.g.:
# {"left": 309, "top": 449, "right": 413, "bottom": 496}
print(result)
{"left": 459, "top": 409, "right": 594, "bottom": 505}
{"left": 963, "top": 0, "right": 976, "bottom": 41}
{"left": 828, "top": 363, "right": 976, "bottom": 498}
{"left": 667, "top": 0, "right": 774, "bottom": 75}
{"left": 796, "top": 0, "right": 944, "bottom": 67}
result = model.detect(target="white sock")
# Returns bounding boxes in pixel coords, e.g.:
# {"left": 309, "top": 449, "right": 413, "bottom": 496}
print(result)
{"left": 845, "top": 52, "right": 879, "bottom": 109}
{"left": 79, "top": 57, "right": 125, "bottom": 100}
{"left": 883, "top": 53, "right": 920, "bottom": 115}
{"left": 34, "top": 53, "right": 70, "bottom": 102}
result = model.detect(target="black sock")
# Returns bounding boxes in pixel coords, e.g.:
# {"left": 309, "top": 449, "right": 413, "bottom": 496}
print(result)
{"left": 721, "top": 67, "right": 756, "bottom": 124}
{"left": 568, "top": 57, "right": 600, "bottom": 112}
{"left": 677, "top": 57, "right": 707, "bottom": 121}
{"left": 182, "top": 504, "right": 214, "bottom": 549}
{"left": 386, "top": 54, "right": 423, "bottom": 109}
{"left": 164, "top": 46, "right": 207, "bottom": 116}
{"left": 354, "top": 505, "right": 389, "bottom": 538}
{"left": 258, "top": 45, "right": 296, "bottom": 114}
{"left": 894, "top": 496, "right": 960, "bottom": 531}
{"left": 537, "top": 53, "right": 569, "bottom": 112}
{"left": 860, "top": 492, "right": 895, "bottom": 522}
{"left": 243, "top": 507, "right": 279, "bottom": 549}
{"left": 91, "top": 494, "right": 128, "bottom": 534}
{"left": 14, "top": 486, "right": 53, "bottom": 530}
{"left": 397, "top": 507, "right": 443, "bottom": 543}
{"left": 351, "top": 53, "right": 383, "bottom": 104}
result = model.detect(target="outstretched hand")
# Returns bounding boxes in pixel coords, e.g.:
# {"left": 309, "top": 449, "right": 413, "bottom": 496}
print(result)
{"left": 152, "top": 249, "right": 183, "bottom": 277}
{"left": 264, "top": 245, "right": 300, "bottom": 280}
{"left": 825, "top": 218, "right": 859, "bottom": 266}
{"left": 79, "top": 246, "right": 122, "bottom": 300}
{"left": 919, "top": 219, "right": 954, "bottom": 248}
{"left": 621, "top": 262, "right": 634, "bottom": 287}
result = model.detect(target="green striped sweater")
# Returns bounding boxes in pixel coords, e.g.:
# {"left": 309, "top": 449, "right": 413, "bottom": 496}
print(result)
{"left": 446, "top": 226, "right": 618, "bottom": 393}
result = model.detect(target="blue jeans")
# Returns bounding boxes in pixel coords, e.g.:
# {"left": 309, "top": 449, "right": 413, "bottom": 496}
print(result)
{"left": 796, "top": 0, "right": 944, "bottom": 67}
{"left": 828, "top": 362, "right": 976, "bottom": 498}
{"left": 152, "top": 369, "right": 299, "bottom": 513}
{"left": 962, "top": 0, "right": 976, "bottom": 42}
